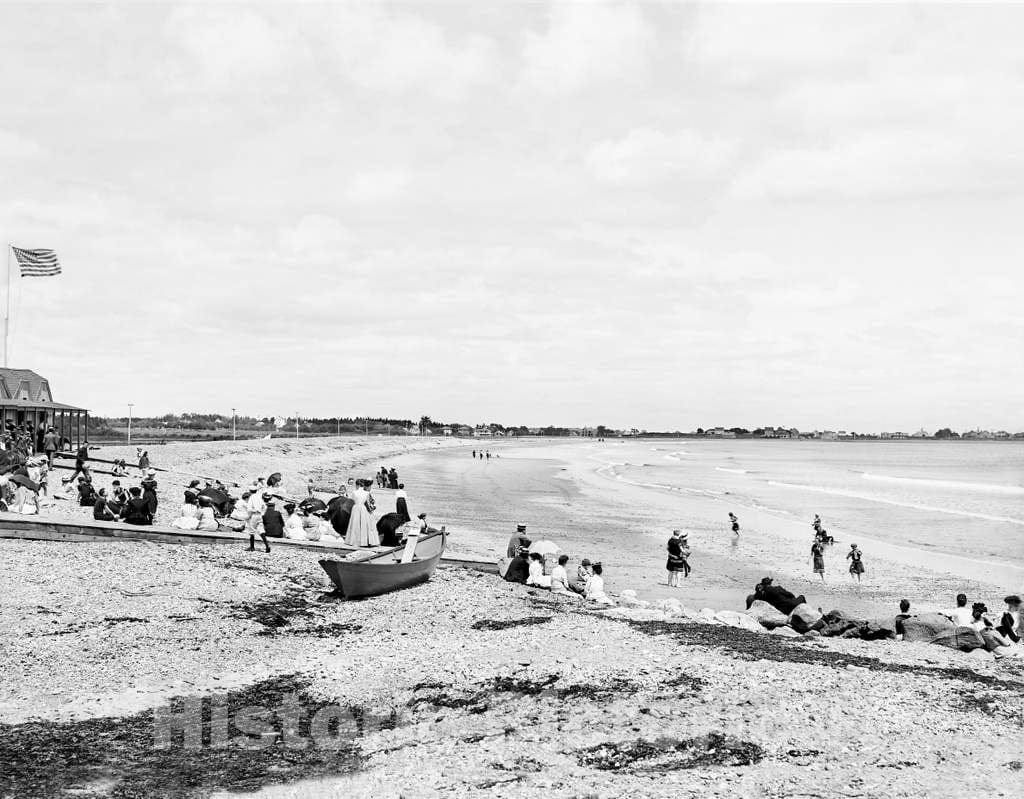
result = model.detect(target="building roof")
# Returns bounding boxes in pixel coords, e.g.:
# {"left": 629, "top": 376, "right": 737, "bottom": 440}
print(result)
{"left": 0, "top": 368, "right": 86, "bottom": 410}
{"left": 0, "top": 398, "right": 85, "bottom": 411}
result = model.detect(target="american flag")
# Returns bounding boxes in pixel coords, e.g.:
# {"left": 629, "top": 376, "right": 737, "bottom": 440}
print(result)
{"left": 11, "top": 246, "right": 62, "bottom": 277}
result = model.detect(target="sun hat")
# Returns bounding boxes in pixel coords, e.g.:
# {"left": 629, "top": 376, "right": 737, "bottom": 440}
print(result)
{"left": 147, "top": 468, "right": 156, "bottom": 476}
{"left": 581, "top": 558, "right": 591, "bottom": 566}
{"left": 1005, "top": 595, "right": 1022, "bottom": 606}
{"left": 516, "top": 524, "right": 527, "bottom": 532}
{"left": 261, "top": 492, "right": 273, "bottom": 501}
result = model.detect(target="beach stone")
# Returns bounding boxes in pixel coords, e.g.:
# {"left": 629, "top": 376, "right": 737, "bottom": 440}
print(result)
{"left": 747, "top": 600, "right": 789, "bottom": 630}
{"left": 787, "top": 604, "right": 823, "bottom": 634}
{"left": 698, "top": 608, "right": 719, "bottom": 624}
{"left": 656, "top": 598, "right": 684, "bottom": 616}
{"left": 714, "top": 610, "right": 766, "bottom": 634}
{"left": 966, "top": 647, "right": 995, "bottom": 662}
{"left": 803, "top": 630, "right": 821, "bottom": 639}
{"left": 930, "top": 627, "right": 985, "bottom": 652}
{"left": 770, "top": 626, "right": 801, "bottom": 638}
{"left": 901, "top": 613, "right": 955, "bottom": 643}
{"left": 618, "top": 592, "right": 646, "bottom": 608}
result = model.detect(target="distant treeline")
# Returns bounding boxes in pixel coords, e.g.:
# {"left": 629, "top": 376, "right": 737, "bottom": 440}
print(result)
{"left": 84, "top": 414, "right": 1021, "bottom": 440}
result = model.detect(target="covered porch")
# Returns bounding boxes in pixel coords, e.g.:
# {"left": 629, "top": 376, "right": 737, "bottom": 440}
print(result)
{"left": 0, "top": 399, "right": 88, "bottom": 450}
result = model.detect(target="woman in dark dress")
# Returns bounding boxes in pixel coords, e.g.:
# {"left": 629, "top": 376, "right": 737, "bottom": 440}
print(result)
{"left": 847, "top": 544, "right": 865, "bottom": 582}
{"left": 811, "top": 540, "right": 825, "bottom": 581}
{"left": 666, "top": 530, "right": 689, "bottom": 586}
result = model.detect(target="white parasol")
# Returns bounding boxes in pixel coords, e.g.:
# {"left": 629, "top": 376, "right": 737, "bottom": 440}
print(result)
{"left": 528, "top": 540, "right": 561, "bottom": 556}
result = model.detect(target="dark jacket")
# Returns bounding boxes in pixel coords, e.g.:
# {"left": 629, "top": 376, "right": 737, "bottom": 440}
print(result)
{"left": 93, "top": 497, "right": 115, "bottom": 521}
{"left": 122, "top": 497, "right": 152, "bottom": 525}
{"left": 262, "top": 508, "right": 285, "bottom": 538}
{"left": 141, "top": 479, "right": 158, "bottom": 515}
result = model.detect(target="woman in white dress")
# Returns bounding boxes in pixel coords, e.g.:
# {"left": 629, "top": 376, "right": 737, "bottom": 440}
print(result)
{"left": 345, "top": 481, "right": 380, "bottom": 547}
{"left": 584, "top": 563, "right": 614, "bottom": 605}
{"left": 284, "top": 504, "right": 305, "bottom": 540}
{"left": 196, "top": 496, "right": 219, "bottom": 532}
{"left": 171, "top": 493, "right": 202, "bottom": 530}
{"left": 526, "top": 552, "right": 552, "bottom": 588}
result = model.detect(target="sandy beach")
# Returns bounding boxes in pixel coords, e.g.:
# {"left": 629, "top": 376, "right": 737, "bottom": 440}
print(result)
{"left": 2, "top": 436, "right": 1022, "bottom": 798}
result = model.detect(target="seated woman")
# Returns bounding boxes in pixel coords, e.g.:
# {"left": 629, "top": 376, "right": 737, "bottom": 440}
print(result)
{"left": 121, "top": 486, "right": 153, "bottom": 526}
{"left": 171, "top": 492, "right": 202, "bottom": 530}
{"left": 93, "top": 488, "right": 116, "bottom": 521}
{"left": 283, "top": 503, "right": 306, "bottom": 539}
{"left": 77, "top": 476, "right": 97, "bottom": 507}
{"left": 15, "top": 482, "right": 39, "bottom": 515}
{"left": 111, "top": 460, "right": 128, "bottom": 477}
{"left": 221, "top": 491, "right": 250, "bottom": 532}
{"left": 526, "top": 552, "right": 552, "bottom": 588}
{"left": 196, "top": 496, "right": 219, "bottom": 532}
{"left": 550, "top": 555, "right": 578, "bottom": 597}
{"left": 584, "top": 563, "right": 614, "bottom": 605}
{"left": 302, "top": 509, "right": 322, "bottom": 542}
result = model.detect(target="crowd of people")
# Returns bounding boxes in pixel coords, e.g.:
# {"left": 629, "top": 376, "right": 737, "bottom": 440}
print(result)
{"left": 169, "top": 473, "right": 428, "bottom": 553}
{"left": 500, "top": 525, "right": 613, "bottom": 605}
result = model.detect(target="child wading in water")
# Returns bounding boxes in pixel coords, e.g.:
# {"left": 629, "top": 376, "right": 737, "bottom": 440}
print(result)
{"left": 846, "top": 543, "right": 865, "bottom": 582}
{"left": 728, "top": 512, "right": 740, "bottom": 536}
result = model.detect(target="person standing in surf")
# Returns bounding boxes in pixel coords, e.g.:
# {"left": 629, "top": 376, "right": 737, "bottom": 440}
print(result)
{"left": 666, "top": 530, "right": 687, "bottom": 586}
{"left": 728, "top": 512, "right": 740, "bottom": 536}
{"left": 846, "top": 543, "right": 865, "bottom": 582}
{"left": 811, "top": 539, "right": 826, "bottom": 581}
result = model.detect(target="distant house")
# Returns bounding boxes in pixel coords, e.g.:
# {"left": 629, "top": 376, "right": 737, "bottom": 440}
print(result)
{"left": 820, "top": 431, "right": 838, "bottom": 441}
{"left": 0, "top": 367, "right": 89, "bottom": 448}
{"left": 441, "top": 427, "right": 453, "bottom": 437}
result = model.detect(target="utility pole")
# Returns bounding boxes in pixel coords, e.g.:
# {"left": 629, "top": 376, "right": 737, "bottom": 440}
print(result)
{"left": 337, "top": 418, "right": 340, "bottom": 437}
{"left": 364, "top": 418, "right": 368, "bottom": 437}
{"left": 231, "top": 408, "right": 236, "bottom": 441}
{"left": 295, "top": 412, "right": 299, "bottom": 440}
{"left": 127, "top": 403, "right": 134, "bottom": 446}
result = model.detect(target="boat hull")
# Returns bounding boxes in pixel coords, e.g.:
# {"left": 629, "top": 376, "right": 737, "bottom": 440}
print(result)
{"left": 318, "top": 531, "right": 446, "bottom": 599}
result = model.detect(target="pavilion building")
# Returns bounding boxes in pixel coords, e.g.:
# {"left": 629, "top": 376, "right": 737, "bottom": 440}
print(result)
{"left": 0, "top": 368, "right": 89, "bottom": 449}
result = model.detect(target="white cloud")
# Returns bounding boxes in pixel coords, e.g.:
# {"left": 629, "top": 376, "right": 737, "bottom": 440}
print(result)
{"left": 278, "top": 215, "right": 352, "bottom": 258}
{"left": 345, "top": 169, "right": 412, "bottom": 205}
{"left": 317, "top": 7, "right": 500, "bottom": 100}
{"left": 521, "top": 2, "right": 653, "bottom": 94}
{"left": 0, "top": 129, "right": 45, "bottom": 161}
{"left": 163, "top": 6, "right": 295, "bottom": 82}
{"left": 586, "top": 127, "right": 736, "bottom": 183}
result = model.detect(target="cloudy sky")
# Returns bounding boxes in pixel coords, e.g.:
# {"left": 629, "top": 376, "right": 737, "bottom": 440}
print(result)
{"left": 2, "top": 2, "right": 1022, "bottom": 431}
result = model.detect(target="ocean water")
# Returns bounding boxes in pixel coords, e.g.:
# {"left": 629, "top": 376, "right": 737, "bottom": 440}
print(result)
{"left": 614, "top": 439, "right": 1024, "bottom": 563}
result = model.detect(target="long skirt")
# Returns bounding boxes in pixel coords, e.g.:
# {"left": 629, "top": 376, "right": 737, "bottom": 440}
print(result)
{"left": 345, "top": 503, "right": 380, "bottom": 547}
{"left": 849, "top": 560, "right": 865, "bottom": 575}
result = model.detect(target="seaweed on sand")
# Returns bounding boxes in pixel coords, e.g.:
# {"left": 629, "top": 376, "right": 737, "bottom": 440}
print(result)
{"left": 625, "top": 619, "right": 1024, "bottom": 693}
{"left": 408, "top": 673, "right": 644, "bottom": 715}
{"left": 578, "top": 732, "right": 764, "bottom": 772}
{"left": 0, "top": 674, "right": 392, "bottom": 799}
{"left": 471, "top": 616, "right": 553, "bottom": 631}
{"left": 226, "top": 591, "right": 320, "bottom": 630}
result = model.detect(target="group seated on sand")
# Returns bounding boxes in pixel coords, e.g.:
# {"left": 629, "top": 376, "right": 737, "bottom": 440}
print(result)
{"left": 498, "top": 525, "right": 614, "bottom": 605}
{"left": 170, "top": 476, "right": 427, "bottom": 552}
{"left": 748, "top": 576, "right": 1024, "bottom": 659}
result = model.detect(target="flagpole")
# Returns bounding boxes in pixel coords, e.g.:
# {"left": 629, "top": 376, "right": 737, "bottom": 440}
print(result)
{"left": 4, "top": 243, "right": 11, "bottom": 368}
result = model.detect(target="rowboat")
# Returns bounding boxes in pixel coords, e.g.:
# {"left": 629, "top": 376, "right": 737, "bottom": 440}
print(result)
{"left": 318, "top": 528, "right": 447, "bottom": 599}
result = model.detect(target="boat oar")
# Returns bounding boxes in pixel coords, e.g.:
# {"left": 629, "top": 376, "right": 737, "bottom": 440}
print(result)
{"left": 352, "top": 529, "right": 445, "bottom": 563}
